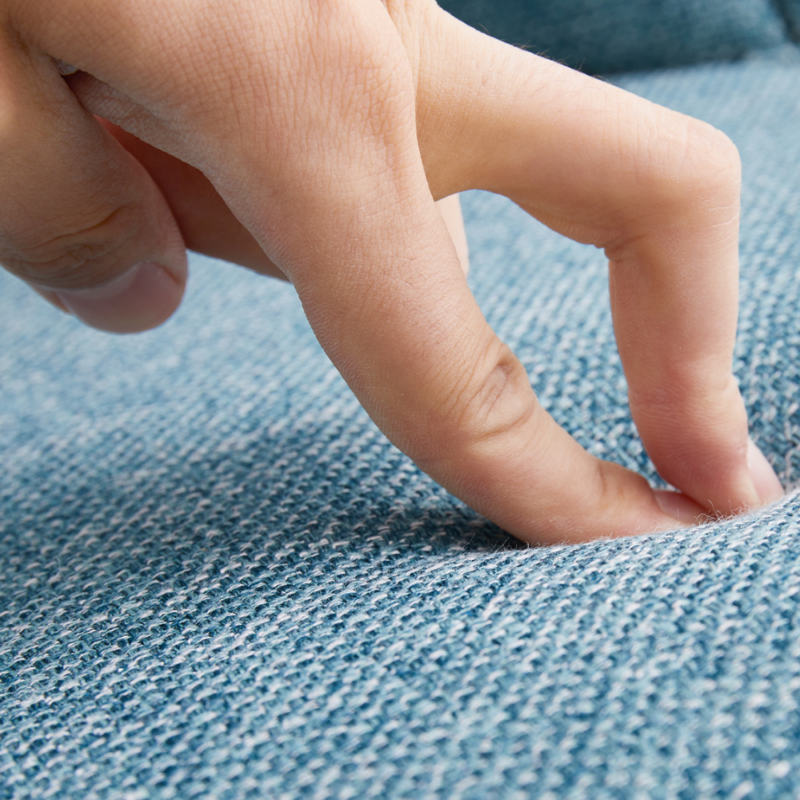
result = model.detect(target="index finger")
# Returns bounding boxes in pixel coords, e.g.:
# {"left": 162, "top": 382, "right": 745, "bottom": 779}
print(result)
{"left": 232, "top": 7, "right": 692, "bottom": 542}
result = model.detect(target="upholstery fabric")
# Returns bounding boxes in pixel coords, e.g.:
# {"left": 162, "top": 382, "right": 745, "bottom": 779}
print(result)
{"left": 5, "top": 53, "right": 800, "bottom": 800}
{"left": 779, "top": 0, "right": 800, "bottom": 39}
{"left": 439, "top": 0, "right": 789, "bottom": 74}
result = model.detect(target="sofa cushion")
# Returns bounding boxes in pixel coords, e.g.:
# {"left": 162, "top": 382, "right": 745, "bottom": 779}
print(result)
{"left": 439, "top": 0, "right": 790, "bottom": 73}
{"left": 780, "top": 0, "right": 800, "bottom": 39}
{"left": 4, "top": 52, "right": 800, "bottom": 798}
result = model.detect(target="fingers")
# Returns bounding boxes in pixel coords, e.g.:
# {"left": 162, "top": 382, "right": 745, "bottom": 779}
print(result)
{"left": 204, "top": 2, "right": 686, "bottom": 543}
{"left": 436, "top": 194, "right": 469, "bottom": 276}
{"left": 33, "top": 0, "right": 690, "bottom": 541}
{"left": 102, "top": 122, "right": 470, "bottom": 280}
{"left": 97, "top": 121, "right": 287, "bottom": 280}
{"left": 0, "top": 29, "right": 187, "bottom": 333}
{"left": 417, "top": 10, "right": 782, "bottom": 514}
{"left": 287, "top": 164, "right": 685, "bottom": 543}
{"left": 2, "top": 0, "right": 760, "bottom": 541}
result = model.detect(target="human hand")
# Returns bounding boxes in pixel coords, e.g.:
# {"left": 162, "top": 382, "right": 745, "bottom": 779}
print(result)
{"left": 0, "top": 0, "right": 783, "bottom": 543}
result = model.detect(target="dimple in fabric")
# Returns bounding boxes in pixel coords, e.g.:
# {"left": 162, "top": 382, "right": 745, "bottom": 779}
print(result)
{"left": 3, "top": 54, "right": 800, "bottom": 800}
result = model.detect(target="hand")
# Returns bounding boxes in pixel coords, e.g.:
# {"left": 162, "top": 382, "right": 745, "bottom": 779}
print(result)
{"left": 0, "top": 0, "right": 783, "bottom": 543}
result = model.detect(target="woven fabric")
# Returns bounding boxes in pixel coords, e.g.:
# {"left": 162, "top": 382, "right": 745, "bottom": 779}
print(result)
{"left": 4, "top": 52, "right": 800, "bottom": 799}
{"left": 440, "top": 0, "right": 789, "bottom": 74}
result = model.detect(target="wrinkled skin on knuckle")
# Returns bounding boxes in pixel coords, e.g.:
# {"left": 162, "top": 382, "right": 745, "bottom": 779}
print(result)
{"left": 668, "top": 117, "right": 740, "bottom": 220}
{"left": 312, "top": 7, "right": 416, "bottom": 151}
{"left": 618, "top": 110, "right": 741, "bottom": 234}
{"left": 0, "top": 202, "right": 142, "bottom": 289}
{"left": 412, "top": 340, "right": 539, "bottom": 471}
{"left": 176, "top": 0, "right": 419, "bottom": 227}
{"left": 627, "top": 357, "right": 743, "bottom": 419}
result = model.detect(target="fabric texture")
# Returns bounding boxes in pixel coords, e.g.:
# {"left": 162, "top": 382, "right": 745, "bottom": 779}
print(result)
{"left": 5, "top": 49, "right": 800, "bottom": 800}
{"left": 440, "top": 0, "right": 789, "bottom": 74}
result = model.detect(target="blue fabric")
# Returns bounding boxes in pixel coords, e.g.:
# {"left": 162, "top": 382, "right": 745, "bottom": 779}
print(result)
{"left": 779, "top": 0, "right": 800, "bottom": 39}
{"left": 5, "top": 52, "right": 800, "bottom": 798}
{"left": 440, "top": 0, "right": 789, "bottom": 74}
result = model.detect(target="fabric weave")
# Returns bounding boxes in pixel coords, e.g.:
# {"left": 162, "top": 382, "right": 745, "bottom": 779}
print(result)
{"left": 3, "top": 52, "right": 800, "bottom": 800}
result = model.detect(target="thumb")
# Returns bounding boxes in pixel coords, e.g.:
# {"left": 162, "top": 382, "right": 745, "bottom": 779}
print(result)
{"left": 0, "top": 45, "right": 186, "bottom": 334}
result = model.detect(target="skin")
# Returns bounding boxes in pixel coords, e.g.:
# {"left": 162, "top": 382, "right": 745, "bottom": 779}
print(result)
{"left": 0, "top": 0, "right": 784, "bottom": 544}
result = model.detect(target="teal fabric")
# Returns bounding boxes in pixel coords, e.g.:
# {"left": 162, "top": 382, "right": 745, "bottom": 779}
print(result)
{"left": 9, "top": 37, "right": 800, "bottom": 800}
{"left": 4, "top": 52, "right": 800, "bottom": 797}
{"left": 440, "top": 0, "right": 790, "bottom": 73}
{"left": 779, "top": 0, "right": 800, "bottom": 39}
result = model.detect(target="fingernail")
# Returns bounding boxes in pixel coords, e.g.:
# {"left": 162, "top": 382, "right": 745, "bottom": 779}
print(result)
{"left": 654, "top": 489, "right": 706, "bottom": 526}
{"left": 747, "top": 437, "right": 784, "bottom": 505}
{"left": 55, "top": 261, "right": 184, "bottom": 334}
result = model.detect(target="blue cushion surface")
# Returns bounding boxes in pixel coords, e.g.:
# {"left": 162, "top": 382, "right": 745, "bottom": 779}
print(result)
{"left": 780, "top": 0, "right": 800, "bottom": 39}
{"left": 4, "top": 52, "right": 800, "bottom": 798}
{"left": 440, "top": 0, "right": 790, "bottom": 73}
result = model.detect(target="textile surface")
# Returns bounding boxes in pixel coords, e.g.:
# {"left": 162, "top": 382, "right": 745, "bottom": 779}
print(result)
{"left": 779, "top": 0, "right": 800, "bottom": 39}
{"left": 4, "top": 53, "right": 800, "bottom": 799}
{"left": 440, "top": 0, "right": 790, "bottom": 74}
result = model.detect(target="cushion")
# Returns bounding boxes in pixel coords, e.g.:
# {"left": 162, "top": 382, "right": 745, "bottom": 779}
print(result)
{"left": 439, "top": 0, "right": 790, "bottom": 73}
{"left": 3, "top": 51, "right": 800, "bottom": 798}
{"left": 780, "top": 0, "right": 800, "bottom": 39}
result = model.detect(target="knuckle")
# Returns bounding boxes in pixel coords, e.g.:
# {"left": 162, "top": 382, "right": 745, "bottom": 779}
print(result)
{"left": 605, "top": 108, "right": 742, "bottom": 247}
{"left": 0, "top": 203, "right": 141, "bottom": 289}
{"left": 675, "top": 117, "right": 741, "bottom": 205}
{"left": 417, "top": 339, "right": 539, "bottom": 466}
{"left": 640, "top": 113, "right": 741, "bottom": 214}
